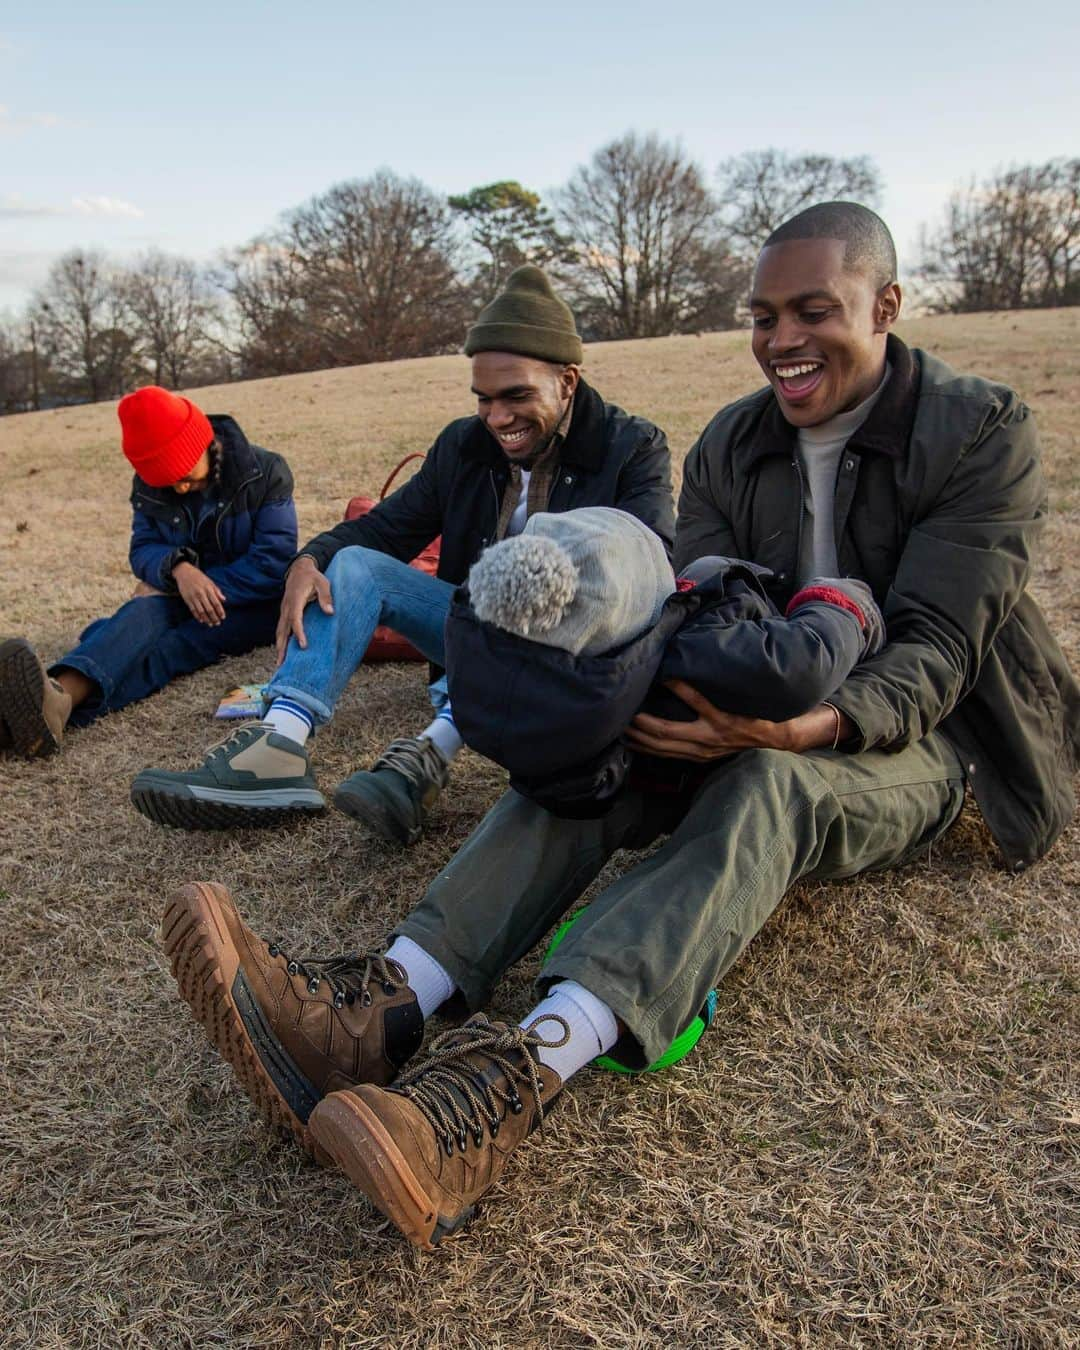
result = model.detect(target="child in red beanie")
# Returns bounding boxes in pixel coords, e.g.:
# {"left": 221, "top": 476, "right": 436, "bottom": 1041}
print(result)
{"left": 0, "top": 387, "right": 297, "bottom": 758}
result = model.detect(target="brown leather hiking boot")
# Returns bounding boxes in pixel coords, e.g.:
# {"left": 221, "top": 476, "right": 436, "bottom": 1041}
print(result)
{"left": 309, "top": 1014, "right": 567, "bottom": 1249}
{"left": 0, "top": 638, "right": 72, "bottom": 758}
{"left": 161, "top": 882, "right": 424, "bottom": 1154}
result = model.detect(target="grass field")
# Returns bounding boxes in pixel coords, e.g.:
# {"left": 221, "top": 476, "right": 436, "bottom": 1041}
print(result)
{"left": 2, "top": 310, "right": 1078, "bottom": 1348}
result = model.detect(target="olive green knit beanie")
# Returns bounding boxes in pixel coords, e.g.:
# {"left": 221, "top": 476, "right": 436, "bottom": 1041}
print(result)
{"left": 464, "top": 264, "right": 583, "bottom": 365}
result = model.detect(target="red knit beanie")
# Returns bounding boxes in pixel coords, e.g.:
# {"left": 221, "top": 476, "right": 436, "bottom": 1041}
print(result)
{"left": 118, "top": 386, "right": 214, "bottom": 487}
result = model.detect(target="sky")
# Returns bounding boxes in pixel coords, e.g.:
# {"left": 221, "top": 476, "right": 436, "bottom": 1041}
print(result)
{"left": 2, "top": 0, "right": 1078, "bottom": 313}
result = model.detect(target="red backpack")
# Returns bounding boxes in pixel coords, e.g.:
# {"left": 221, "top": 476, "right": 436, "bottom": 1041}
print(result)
{"left": 344, "top": 453, "right": 442, "bottom": 662}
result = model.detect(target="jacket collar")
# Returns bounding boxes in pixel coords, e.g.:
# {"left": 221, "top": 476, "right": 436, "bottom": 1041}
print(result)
{"left": 745, "top": 333, "right": 920, "bottom": 466}
{"left": 459, "top": 377, "right": 609, "bottom": 472}
{"left": 131, "top": 414, "right": 259, "bottom": 506}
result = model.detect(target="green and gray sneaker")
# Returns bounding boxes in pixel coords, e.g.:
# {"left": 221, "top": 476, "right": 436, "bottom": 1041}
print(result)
{"left": 131, "top": 721, "right": 326, "bottom": 830}
{"left": 333, "top": 735, "right": 450, "bottom": 846}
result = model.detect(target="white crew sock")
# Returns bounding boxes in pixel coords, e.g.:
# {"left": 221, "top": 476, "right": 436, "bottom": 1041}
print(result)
{"left": 522, "top": 980, "right": 619, "bottom": 1083}
{"left": 263, "top": 697, "right": 314, "bottom": 747}
{"left": 421, "top": 707, "right": 464, "bottom": 762}
{"left": 384, "top": 935, "right": 457, "bottom": 1019}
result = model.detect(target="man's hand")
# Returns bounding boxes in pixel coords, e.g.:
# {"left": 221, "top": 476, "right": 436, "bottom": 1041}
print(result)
{"left": 131, "top": 579, "right": 166, "bottom": 598}
{"left": 625, "top": 679, "right": 854, "bottom": 761}
{"left": 275, "top": 556, "right": 334, "bottom": 664}
{"left": 173, "top": 561, "right": 227, "bottom": 627}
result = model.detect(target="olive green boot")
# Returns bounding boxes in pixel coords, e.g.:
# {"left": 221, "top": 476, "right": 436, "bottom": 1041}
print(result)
{"left": 333, "top": 735, "right": 450, "bottom": 845}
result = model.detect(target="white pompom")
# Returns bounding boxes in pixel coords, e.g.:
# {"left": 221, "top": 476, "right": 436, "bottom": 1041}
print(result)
{"left": 469, "top": 534, "right": 578, "bottom": 637}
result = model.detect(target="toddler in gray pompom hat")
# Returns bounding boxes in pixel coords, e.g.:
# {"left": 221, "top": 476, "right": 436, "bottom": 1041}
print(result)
{"left": 467, "top": 508, "right": 676, "bottom": 657}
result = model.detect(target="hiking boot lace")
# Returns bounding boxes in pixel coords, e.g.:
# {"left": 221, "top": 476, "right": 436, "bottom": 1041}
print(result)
{"left": 392, "top": 1014, "right": 569, "bottom": 1156}
{"left": 203, "top": 720, "right": 271, "bottom": 765}
{"left": 265, "top": 943, "right": 407, "bottom": 1011}
{"left": 372, "top": 736, "right": 449, "bottom": 789}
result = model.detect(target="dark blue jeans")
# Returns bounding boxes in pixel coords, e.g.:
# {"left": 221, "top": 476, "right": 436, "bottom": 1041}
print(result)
{"left": 51, "top": 595, "right": 279, "bottom": 728}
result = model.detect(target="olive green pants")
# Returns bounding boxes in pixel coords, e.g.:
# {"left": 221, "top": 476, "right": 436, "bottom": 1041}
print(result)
{"left": 396, "top": 735, "right": 965, "bottom": 1066}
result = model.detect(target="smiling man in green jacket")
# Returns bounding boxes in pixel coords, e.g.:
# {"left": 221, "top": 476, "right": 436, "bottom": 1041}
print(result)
{"left": 161, "top": 202, "right": 1079, "bottom": 1251}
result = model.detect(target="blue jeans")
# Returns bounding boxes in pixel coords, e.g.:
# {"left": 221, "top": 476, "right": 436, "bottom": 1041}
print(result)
{"left": 52, "top": 595, "right": 279, "bottom": 728}
{"left": 266, "top": 546, "right": 455, "bottom": 726}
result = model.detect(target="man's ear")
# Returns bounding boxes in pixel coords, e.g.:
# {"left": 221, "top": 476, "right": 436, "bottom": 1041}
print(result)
{"left": 561, "top": 364, "right": 582, "bottom": 398}
{"left": 875, "top": 282, "right": 902, "bottom": 331}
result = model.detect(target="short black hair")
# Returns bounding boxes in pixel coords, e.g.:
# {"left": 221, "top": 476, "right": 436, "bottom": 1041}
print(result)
{"left": 763, "top": 201, "right": 897, "bottom": 290}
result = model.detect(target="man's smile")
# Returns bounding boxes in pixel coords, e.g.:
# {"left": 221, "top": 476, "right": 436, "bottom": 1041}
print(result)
{"left": 770, "top": 358, "right": 826, "bottom": 403}
{"left": 496, "top": 428, "right": 531, "bottom": 448}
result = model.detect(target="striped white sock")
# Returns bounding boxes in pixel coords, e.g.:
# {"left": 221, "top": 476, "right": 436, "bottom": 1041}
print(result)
{"left": 522, "top": 980, "right": 619, "bottom": 1083}
{"left": 263, "top": 698, "right": 314, "bottom": 747}
{"left": 384, "top": 935, "right": 457, "bottom": 1019}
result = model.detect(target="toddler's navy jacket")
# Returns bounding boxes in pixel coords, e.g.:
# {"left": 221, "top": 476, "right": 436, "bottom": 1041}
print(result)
{"left": 445, "top": 557, "right": 869, "bottom": 817}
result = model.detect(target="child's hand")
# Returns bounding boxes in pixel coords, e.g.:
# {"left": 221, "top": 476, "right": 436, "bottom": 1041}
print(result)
{"left": 174, "top": 562, "right": 227, "bottom": 626}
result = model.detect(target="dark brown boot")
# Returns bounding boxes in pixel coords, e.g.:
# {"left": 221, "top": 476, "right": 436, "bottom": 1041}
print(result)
{"left": 309, "top": 1014, "right": 567, "bottom": 1249}
{"left": 161, "top": 882, "right": 424, "bottom": 1154}
{"left": 0, "top": 638, "right": 72, "bottom": 758}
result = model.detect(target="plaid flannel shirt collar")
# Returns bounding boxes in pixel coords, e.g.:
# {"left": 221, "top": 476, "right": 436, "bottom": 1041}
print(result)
{"left": 495, "top": 396, "right": 574, "bottom": 541}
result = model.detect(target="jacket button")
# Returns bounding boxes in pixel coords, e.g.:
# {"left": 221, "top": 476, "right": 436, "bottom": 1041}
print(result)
{"left": 967, "top": 763, "right": 976, "bottom": 774}
{"left": 778, "top": 571, "right": 788, "bottom": 582}
{"left": 172, "top": 516, "right": 180, "bottom": 524}
{"left": 845, "top": 458, "right": 855, "bottom": 471}
{"left": 563, "top": 475, "right": 573, "bottom": 485}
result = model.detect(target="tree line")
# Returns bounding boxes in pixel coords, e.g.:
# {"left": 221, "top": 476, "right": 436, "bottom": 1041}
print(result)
{"left": 2, "top": 136, "right": 1076, "bottom": 414}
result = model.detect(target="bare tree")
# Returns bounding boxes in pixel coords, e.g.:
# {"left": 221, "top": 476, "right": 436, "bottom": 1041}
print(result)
{"left": 449, "top": 180, "right": 572, "bottom": 296}
{"left": 224, "top": 171, "right": 470, "bottom": 376}
{"left": 717, "top": 149, "right": 883, "bottom": 256}
{"left": 219, "top": 242, "right": 318, "bottom": 378}
{"left": 291, "top": 171, "right": 469, "bottom": 364}
{"left": 557, "top": 132, "right": 737, "bottom": 339}
{"left": 0, "top": 314, "right": 48, "bottom": 413}
{"left": 31, "top": 251, "right": 136, "bottom": 403}
{"left": 918, "top": 160, "right": 1080, "bottom": 311}
{"left": 123, "top": 250, "right": 221, "bottom": 387}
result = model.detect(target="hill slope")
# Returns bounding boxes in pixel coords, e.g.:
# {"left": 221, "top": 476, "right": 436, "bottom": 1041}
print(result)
{"left": 1, "top": 311, "right": 1077, "bottom": 1347}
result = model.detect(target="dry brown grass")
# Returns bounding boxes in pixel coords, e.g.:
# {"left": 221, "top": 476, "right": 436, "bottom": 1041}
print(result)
{"left": 2, "top": 311, "right": 1078, "bottom": 1349}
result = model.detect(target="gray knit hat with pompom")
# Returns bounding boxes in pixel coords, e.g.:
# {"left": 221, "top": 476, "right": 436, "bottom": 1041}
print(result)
{"left": 467, "top": 507, "right": 675, "bottom": 657}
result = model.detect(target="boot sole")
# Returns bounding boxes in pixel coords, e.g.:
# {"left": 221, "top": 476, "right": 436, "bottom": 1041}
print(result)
{"left": 0, "top": 638, "right": 60, "bottom": 759}
{"left": 161, "top": 881, "right": 322, "bottom": 1156}
{"left": 332, "top": 780, "right": 420, "bottom": 846}
{"left": 134, "top": 774, "right": 326, "bottom": 830}
{"left": 309, "top": 1092, "right": 474, "bottom": 1250}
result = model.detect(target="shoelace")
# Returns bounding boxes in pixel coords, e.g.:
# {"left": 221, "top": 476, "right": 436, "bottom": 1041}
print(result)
{"left": 203, "top": 720, "right": 270, "bottom": 765}
{"left": 372, "top": 736, "right": 449, "bottom": 788}
{"left": 392, "top": 1014, "right": 569, "bottom": 1157}
{"left": 265, "top": 944, "right": 406, "bottom": 1011}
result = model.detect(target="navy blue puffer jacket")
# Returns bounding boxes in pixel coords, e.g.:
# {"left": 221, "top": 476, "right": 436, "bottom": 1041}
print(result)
{"left": 128, "top": 414, "right": 296, "bottom": 603}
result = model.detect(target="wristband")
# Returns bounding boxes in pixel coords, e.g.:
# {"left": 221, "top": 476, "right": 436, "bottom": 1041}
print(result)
{"left": 167, "top": 546, "right": 199, "bottom": 577}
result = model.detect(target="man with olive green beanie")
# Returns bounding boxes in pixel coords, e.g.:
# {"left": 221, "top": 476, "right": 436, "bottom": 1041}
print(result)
{"left": 133, "top": 264, "right": 674, "bottom": 843}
